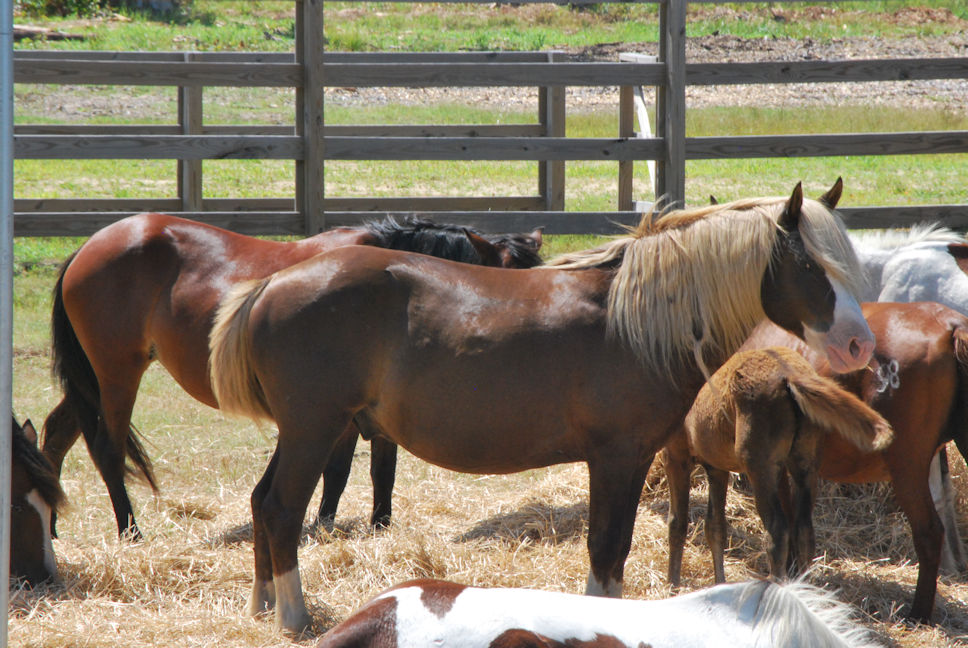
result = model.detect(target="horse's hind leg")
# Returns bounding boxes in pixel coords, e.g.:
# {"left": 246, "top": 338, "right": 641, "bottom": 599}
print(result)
{"left": 891, "top": 464, "right": 943, "bottom": 622}
{"left": 704, "top": 464, "right": 730, "bottom": 584}
{"left": 250, "top": 448, "right": 280, "bottom": 616}
{"left": 662, "top": 437, "right": 693, "bottom": 588}
{"left": 264, "top": 418, "right": 349, "bottom": 632}
{"left": 93, "top": 377, "right": 147, "bottom": 540}
{"left": 786, "top": 444, "right": 820, "bottom": 575}
{"left": 41, "top": 398, "right": 81, "bottom": 537}
{"left": 747, "top": 464, "right": 789, "bottom": 580}
{"left": 369, "top": 437, "right": 397, "bottom": 528}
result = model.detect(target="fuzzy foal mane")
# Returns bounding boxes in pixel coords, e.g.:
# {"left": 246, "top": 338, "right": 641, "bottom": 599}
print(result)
{"left": 545, "top": 196, "right": 863, "bottom": 374}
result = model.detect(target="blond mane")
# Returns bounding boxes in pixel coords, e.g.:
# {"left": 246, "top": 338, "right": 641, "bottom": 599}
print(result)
{"left": 545, "top": 196, "right": 863, "bottom": 374}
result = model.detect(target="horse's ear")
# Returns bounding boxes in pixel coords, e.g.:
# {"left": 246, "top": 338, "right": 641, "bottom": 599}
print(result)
{"left": 779, "top": 182, "right": 804, "bottom": 231}
{"left": 528, "top": 227, "right": 544, "bottom": 250}
{"left": 818, "top": 177, "right": 843, "bottom": 209}
{"left": 463, "top": 229, "right": 502, "bottom": 266}
{"left": 709, "top": 195, "right": 718, "bottom": 205}
{"left": 21, "top": 419, "right": 37, "bottom": 446}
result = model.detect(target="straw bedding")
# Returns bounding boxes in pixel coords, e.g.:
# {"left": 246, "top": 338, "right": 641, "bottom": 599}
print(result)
{"left": 10, "top": 365, "right": 968, "bottom": 647}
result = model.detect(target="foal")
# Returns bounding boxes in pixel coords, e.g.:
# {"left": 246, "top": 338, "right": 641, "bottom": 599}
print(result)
{"left": 665, "top": 348, "right": 893, "bottom": 586}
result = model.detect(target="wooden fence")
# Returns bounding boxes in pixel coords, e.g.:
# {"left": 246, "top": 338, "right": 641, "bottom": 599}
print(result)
{"left": 12, "top": 0, "right": 968, "bottom": 236}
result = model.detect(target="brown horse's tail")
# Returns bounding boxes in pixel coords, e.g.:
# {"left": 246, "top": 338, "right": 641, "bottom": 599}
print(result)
{"left": 786, "top": 371, "right": 894, "bottom": 453}
{"left": 48, "top": 252, "right": 157, "bottom": 490}
{"left": 949, "top": 325, "right": 968, "bottom": 458}
{"left": 209, "top": 277, "right": 274, "bottom": 421}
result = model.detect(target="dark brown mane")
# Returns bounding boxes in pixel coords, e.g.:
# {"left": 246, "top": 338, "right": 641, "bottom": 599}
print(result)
{"left": 14, "top": 418, "right": 66, "bottom": 512}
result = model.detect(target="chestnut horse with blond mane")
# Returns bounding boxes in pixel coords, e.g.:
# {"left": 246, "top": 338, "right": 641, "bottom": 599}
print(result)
{"left": 209, "top": 183, "right": 874, "bottom": 632}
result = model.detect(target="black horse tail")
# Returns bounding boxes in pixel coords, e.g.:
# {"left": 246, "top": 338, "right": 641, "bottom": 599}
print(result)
{"left": 49, "top": 252, "right": 157, "bottom": 490}
{"left": 947, "top": 325, "right": 968, "bottom": 465}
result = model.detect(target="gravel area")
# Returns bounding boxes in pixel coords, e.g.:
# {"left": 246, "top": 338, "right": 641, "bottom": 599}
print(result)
{"left": 326, "top": 33, "right": 968, "bottom": 113}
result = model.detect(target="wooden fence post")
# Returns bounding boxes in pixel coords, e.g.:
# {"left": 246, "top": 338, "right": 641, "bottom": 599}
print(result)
{"left": 657, "top": 0, "right": 686, "bottom": 208}
{"left": 296, "top": 0, "right": 325, "bottom": 234}
{"left": 539, "top": 50, "right": 566, "bottom": 211}
{"left": 178, "top": 51, "right": 203, "bottom": 213}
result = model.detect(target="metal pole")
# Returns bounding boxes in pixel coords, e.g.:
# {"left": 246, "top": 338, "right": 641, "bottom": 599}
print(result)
{"left": 0, "top": 0, "right": 16, "bottom": 644}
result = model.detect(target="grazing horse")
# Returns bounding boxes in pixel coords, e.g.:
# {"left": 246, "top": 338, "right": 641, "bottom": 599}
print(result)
{"left": 209, "top": 183, "right": 875, "bottom": 631}
{"left": 849, "top": 220, "right": 968, "bottom": 574}
{"left": 42, "top": 212, "right": 542, "bottom": 540}
{"left": 11, "top": 415, "right": 65, "bottom": 585}
{"left": 663, "top": 347, "right": 893, "bottom": 587}
{"left": 740, "top": 301, "right": 968, "bottom": 622}
{"left": 315, "top": 578, "right": 884, "bottom": 648}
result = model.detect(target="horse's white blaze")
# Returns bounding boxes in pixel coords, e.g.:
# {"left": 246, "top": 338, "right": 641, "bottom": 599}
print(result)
{"left": 585, "top": 570, "right": 623, "bottom": 598}
{"left": 803, "top": 278, "right": 874, "bottom": 373}
{"left": 273, "top": 568, "right": 311, "bottom": 632}
{"left": 25, "top": 489, "right": 56, "bottom": 578}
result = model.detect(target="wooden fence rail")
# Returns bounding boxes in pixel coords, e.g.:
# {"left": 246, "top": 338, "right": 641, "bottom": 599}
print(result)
{"left": 12, "top": 0, "right": 968, "bottom": 235}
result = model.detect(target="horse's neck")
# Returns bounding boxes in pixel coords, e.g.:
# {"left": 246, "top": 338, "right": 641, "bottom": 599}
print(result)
{"left": 849, "top": 240, "right": 890, "bottom": 301}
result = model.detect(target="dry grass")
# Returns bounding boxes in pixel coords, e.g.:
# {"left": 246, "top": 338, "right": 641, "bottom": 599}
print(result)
{"left": 11, "top": 350, "right": 968, "bottom": 646}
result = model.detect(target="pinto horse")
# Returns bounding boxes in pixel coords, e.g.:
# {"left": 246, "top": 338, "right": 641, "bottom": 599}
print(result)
{"left": 316, "top": 578, "right": 884, "bottom": 648}
{"left": 209, "top": 182, "right": 875, "bottom": 631}
{"left": 664, "top": 347, "right": 893, "bottom": 586}
{"left": 11, "top": 415, "right": 65, "bottom": 585}
{"left": 739, "top": 301, "right": 968, "bottom": 622}
{"left": 43, "top": 213, "right": 542, "bottom": 540}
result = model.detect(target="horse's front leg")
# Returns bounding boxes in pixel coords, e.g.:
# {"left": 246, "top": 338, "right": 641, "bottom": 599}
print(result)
{"left": 585, "top": 453, "right": 652, "bottom": 597}
{"left": 369, "top": 437, "right": 398, "bottom": 528}
{"left": 313, "top": 423, "right": 360, "bottom": 534}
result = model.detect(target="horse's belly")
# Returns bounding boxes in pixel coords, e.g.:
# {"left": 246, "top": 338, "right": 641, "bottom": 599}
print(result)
{"left": 384, "top": 417, "right": 584, "bottom": 474}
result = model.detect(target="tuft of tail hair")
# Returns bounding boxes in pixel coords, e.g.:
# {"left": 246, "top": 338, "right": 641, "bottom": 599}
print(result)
{"left": 950, "top": 325, "right": 968, "bottom": 459}
{"left": 208, "top": 277, "right": 274, "bottom": 421}
{"left": 786, "top": 371, "right": 894, "bottom": 453}
{"left": 49, "top": 252, "right": 157, "bottom": 490}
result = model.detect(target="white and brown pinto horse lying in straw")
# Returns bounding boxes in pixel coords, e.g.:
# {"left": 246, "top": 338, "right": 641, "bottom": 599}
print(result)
{"left": 316, "top": 578, "right": 885, "bottom": 648}
{"left": 210, "top": 182, "right": 874, "bottom": 631}
{"left": 664, "top": 347, "right": 893, "bottom": 586}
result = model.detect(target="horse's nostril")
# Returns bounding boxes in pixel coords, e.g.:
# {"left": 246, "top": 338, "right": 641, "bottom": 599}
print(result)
{"left": 849, "top": 339, "right": 861, "bottom": 358}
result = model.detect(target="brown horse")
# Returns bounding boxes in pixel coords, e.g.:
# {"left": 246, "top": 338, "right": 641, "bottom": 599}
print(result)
{"left": 664, "top": 347, "right": 893, "bottom": 588}
{"left": 737, "top": 301, "right": 968, "bottom": 622}
{"left": 11, "top": 415, "right": 65, "bottom": 585}
{"left": 209, "top": 182, "right": 875, "bottom": 631}
{"left": 43, "top": 213, "right": 542, "bottom": 539}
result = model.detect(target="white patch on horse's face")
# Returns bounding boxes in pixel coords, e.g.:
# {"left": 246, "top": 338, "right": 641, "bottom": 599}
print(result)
{"left": 802, "top": 278, "right": 875, "bottom": 373}
{"left": 25, "top": 489, "right": 57, "bottom": 579}
{"left": 273, "top": 568, "right": 311, "bottom": 633}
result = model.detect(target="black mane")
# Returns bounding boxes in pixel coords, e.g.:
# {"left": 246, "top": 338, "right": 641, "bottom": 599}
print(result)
{"left": 363, "top": 215, "right": 542, "bottom": 268}
{"left": 12, "top": 416, "right": 66, "bottom": 512}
